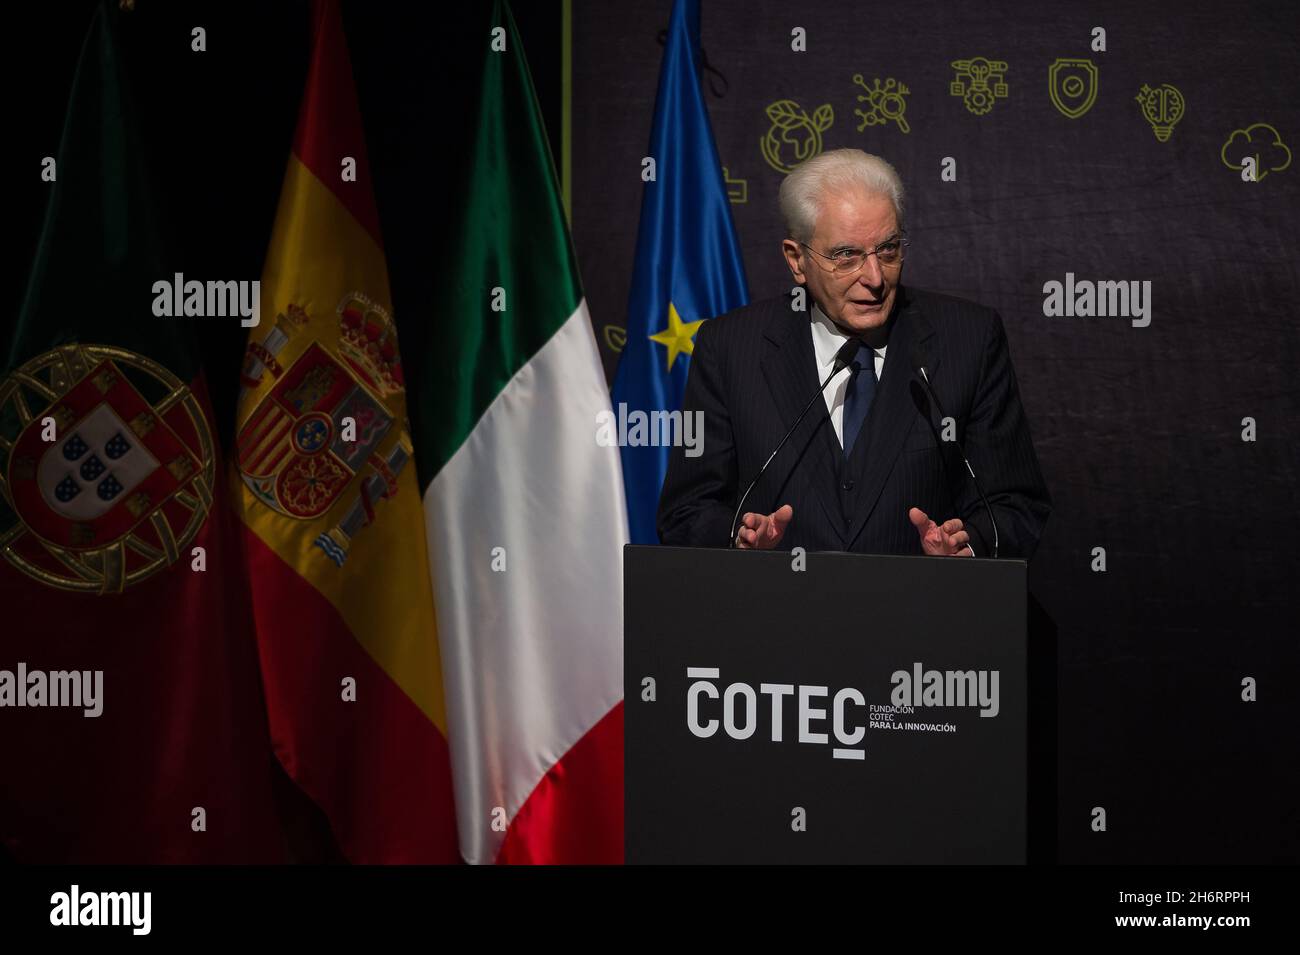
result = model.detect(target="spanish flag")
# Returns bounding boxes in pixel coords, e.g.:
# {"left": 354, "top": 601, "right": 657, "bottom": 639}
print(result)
{"left": 233, "top": 0, "right": 458, "bottom": 862}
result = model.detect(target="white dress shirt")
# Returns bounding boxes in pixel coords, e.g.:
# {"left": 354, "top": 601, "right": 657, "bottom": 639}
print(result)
{"left": 809, "top": 301, "right": 885, "bottom": 449}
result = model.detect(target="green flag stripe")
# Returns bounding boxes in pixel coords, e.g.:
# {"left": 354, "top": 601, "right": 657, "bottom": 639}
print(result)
{"left": 11, "top": 2, "right": 196, "bottom": 383}
{"left": 410, "top": 0, "right": 583, "bottom": 489}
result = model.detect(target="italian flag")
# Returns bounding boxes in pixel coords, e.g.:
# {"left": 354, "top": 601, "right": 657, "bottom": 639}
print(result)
{"left": 418, "top": 0, "right": 628, "bottom": 863}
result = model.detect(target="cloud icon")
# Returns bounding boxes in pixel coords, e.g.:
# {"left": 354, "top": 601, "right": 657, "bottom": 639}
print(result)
{"left": 1220, "top": 123, "right": 1292, "bottom": 179}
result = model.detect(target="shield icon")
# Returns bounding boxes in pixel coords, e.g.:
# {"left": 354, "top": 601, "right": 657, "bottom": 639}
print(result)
{"left": 1048, "top": 58, "right": 1098, "bottom": 119}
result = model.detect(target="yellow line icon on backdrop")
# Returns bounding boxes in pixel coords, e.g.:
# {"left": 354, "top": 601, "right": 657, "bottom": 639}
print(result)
{"left": 1048, "top": 57, "right": 1098, "bottom": 119}
{"left": 760, "top": 99, "right": 834, "bottom": 173}
{"left": 950, "top": 57, "right": 1009, "bottom": 116}
{"left": 854, "top": 75, "right": 911, "bottom": 133}
{"left": 1136, "top": 84, "right": 1185, "bottom": 141}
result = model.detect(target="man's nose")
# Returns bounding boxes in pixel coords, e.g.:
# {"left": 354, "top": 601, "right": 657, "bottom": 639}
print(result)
{"left": 857, "top": 254, "right": 885, "bottom": 289}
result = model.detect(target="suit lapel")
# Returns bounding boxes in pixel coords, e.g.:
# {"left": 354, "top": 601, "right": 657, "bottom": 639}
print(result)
{"left": 759, "top": 295, "right": 847, "bottom": 546}
{"left": 844, "top": 288, "right": 936, "bottom": 548}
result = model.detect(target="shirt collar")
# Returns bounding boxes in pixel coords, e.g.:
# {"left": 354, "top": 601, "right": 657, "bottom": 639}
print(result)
{"left": 809, "top": 300, "right": 886, "bottom": 371}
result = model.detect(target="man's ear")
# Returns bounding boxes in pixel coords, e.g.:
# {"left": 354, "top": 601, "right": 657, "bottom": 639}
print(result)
{"left": 781, "top": 239, "right": 806, "bottom": 284}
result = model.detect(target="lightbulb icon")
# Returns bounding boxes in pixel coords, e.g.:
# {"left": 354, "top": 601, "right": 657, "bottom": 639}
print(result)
{"left": 1136, "top": 83, "right": 1185, "bottom": 142}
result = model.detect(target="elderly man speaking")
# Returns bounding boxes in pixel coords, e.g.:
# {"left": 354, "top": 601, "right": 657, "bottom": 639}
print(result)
{"left": 656, "top": 149, "right": 1050, "bottom": 558}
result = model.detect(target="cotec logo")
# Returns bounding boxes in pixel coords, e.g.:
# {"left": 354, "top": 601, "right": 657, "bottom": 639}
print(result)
{"left": 685, "top": 662, "right": 1001, "bottom": 761}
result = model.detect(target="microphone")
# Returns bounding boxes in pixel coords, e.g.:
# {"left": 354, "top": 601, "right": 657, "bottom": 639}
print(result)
{"left": 910, "top": 344, "right": 1000, "bottom": 558}
{"left": 728, "top": 338, "right": 862, "bottom": 548}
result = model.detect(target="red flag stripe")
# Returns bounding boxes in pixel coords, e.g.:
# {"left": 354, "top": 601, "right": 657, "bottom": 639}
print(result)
{"left": 495, "top": 703, "right": 625, "bottom": 865}
{"left": 291, "top": 0, "right": 385, "bottom": 249}
{"left": 243, "top": 528, "right": 460, "bottom": 863}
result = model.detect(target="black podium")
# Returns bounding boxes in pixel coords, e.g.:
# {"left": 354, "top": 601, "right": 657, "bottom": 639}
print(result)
{"left": 625, "top": 544, "right": 1028, "bottom": 864}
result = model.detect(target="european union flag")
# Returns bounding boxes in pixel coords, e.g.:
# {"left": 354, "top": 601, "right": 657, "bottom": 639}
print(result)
{"left": 611, "top": 0, "right": 749, "bottom": 544}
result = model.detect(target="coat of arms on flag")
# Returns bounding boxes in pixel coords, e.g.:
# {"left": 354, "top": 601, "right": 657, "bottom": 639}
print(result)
{"left": 236, "top": 292, "right": 414, "bottom": 566}
{"left": 0, "top": 343, "right": 215, "bottom": 594}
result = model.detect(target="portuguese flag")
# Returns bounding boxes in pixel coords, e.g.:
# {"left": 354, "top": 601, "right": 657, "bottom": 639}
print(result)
{"left": 0, "top": 2, "right": 283, "bottom": 861}
{"left": 419, "top": 0, "right": 628, "bottom": 864}
{"left": 232, "top": 0, "right": 459, "bottom": 862}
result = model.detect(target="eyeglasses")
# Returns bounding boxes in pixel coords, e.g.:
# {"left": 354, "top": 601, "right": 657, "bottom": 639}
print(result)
{"left": 800, "top": 232, "right": 909, "bottom": 275}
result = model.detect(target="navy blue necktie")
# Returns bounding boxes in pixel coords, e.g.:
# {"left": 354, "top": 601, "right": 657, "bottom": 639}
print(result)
{"left": 841, "top": 355, "right": 876, "bottom": 458}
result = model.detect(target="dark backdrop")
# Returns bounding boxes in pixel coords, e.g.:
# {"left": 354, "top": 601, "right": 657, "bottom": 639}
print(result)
{"left": 6, "top": 0, "right": 1298, "bottom": 864}
{"left": 572, "top": 0, "right": 1300, "bottom": 864}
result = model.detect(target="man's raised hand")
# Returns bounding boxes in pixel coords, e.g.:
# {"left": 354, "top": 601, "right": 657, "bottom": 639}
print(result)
{"left": 736, "top": 504, "right": 793, "bottom": 549}
{"left": 908, "top": 506, "right": 972, "bottom": 556}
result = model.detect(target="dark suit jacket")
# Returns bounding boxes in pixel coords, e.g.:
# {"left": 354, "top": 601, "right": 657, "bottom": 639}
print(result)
{"left": 656, "top": 286, "right": 1051, "bottom": 557}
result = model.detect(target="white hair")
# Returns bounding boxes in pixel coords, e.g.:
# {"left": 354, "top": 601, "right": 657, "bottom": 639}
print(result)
{"left": 778, "top": 148, "right": 905, "bottom": 244}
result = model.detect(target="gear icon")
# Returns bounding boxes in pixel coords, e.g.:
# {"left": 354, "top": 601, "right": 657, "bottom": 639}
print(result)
{"left": 967, "top": 88, "right": 993, "bottom": 114}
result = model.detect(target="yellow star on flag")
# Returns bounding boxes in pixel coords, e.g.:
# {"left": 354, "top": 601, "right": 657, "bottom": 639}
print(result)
{"left": 649, "top": 302, "right": 705, "bottom": 371}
